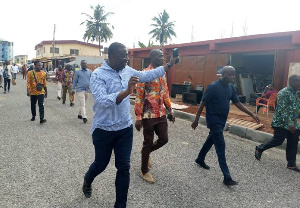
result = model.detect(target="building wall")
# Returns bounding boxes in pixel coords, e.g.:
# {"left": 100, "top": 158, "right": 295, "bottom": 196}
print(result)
{"left": 129, "top": 31, "right": 300, "bottom": 93}
{"left": 0, "top": 41, "right": 13, "bottom": 62}
{"left": 15, "top": 55, "right": 28, "bottom": 65}
{"left": 36, "top": 43, "right": 100, "bottom": 58}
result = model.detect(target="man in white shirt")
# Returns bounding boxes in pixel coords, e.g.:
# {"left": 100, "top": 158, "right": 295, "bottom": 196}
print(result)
{"left": 12, "top": 63, "right": 19, "bottom": 80}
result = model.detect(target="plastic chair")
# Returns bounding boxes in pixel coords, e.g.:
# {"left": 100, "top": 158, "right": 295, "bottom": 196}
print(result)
{"left": 255, "top": 93, "right": 278, "bottom": 116}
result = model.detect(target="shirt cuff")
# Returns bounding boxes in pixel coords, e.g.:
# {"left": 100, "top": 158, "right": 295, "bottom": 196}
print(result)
{"left": 136, "top": 115, "right": 143, "bottom": 120}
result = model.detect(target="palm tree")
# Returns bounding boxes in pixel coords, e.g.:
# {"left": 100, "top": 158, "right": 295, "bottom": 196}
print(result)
{"left": 81, "top": 5, "right": 114, "bottom": 55}
{"left": 149, "top": 10, "right": 176, "bottom": 46}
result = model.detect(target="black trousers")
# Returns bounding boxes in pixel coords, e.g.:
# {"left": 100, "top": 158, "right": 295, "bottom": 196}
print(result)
{"left": 257, "top": 127, "right": 299, "bottom": 167}
{"left": 30, "top": 94, "right": 45, "bottom": 120}
{"left": 4, "top": 78, "right": 10, "bottom": 92}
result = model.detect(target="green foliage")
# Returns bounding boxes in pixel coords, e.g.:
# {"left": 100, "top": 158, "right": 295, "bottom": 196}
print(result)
{"left": 149, "top": 10, "right": 176, "bottom": 46}
{"left": 138, "top": 40, "right": 156, "bottom": 48}
{"left": 81, "top": 5, "right": 114, "bottom": 54}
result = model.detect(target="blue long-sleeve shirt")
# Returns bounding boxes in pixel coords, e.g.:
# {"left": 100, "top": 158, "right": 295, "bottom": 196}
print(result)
{"left": 90, "top": 61, "right": 165, "bottom": 134}
{"left": 72, "top": 68, "right": 92, "bottom": 92}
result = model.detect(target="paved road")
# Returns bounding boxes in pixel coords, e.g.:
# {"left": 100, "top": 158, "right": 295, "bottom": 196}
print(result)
{"left": 1, "top": 77, "right": 300, "bottom": 208}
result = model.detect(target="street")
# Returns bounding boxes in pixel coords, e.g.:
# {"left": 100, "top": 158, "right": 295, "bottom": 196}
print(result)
{"left": 1, "top": 77, "right": 299, "bottom": 208}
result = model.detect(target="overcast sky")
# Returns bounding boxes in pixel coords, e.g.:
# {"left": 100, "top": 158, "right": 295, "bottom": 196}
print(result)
{"left": 1, "top": 0, "right": 299, "bottom": 59}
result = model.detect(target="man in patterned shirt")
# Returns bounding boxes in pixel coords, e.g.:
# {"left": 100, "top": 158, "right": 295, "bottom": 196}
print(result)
{"left": 62, "top": 64, "right": 74, "bottom": 106}
{"left": 134, "top": 49, "right": 175, "bottom": 183}
{"left": 255, "top": 75, "right": 300, "bottom": 172}
{"left": 27, "top": 61, "right": 47, "bottom": 124}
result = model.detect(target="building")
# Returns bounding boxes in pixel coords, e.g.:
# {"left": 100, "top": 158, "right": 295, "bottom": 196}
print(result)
{"left": 128, "top": 30, "right": 300, "bottom": 101}
{"left": 15, "top": 55, "right": 28, "bottom": 65}
{"left": 0, "top": 38, "right": 13, "bottom": 63}
{"left": 34, "top": 40, "right": 103, "bottom": 69}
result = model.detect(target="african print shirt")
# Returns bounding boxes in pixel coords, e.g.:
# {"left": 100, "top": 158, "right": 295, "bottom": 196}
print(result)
{"left": 134, "top": 64, "right": 171, "bottom": 120}
{"left": 27, "top": 70, "right": 47, "bottom": 95}
{"left": 271, "top": 86, "right": 300, "bottom": 130}
{"left": 62, "top": 70, "right": 74, "bottom": 86}
{"left": 56, "top": 69, "right": 64, "bottom": 82}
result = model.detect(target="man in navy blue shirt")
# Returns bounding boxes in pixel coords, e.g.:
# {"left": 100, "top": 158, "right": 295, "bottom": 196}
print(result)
{"left": 191, "top": 66, "right": 260, "bottom": 186}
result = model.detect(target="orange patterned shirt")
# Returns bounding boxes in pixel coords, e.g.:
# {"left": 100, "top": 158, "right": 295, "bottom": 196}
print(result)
{"left": 134, "top": 65, "right": 171, "bottom": 120}
{"left": 27, "top": 70, "right": 47, "bottom": 95}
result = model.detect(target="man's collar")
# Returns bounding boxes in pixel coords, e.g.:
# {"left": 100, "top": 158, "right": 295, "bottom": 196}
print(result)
{"left": 219, "top": 78, "right": 229, "bottom": 86}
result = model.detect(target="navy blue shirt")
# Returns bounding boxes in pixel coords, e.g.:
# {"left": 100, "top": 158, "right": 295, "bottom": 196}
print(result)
{"left": 202, "top": 78, "right": 239, "bottom": 128}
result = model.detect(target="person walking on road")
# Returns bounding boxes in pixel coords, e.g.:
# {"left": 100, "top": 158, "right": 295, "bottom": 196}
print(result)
{"left": 55, "top": 65, "right": 64, "bottom": 100}
{"left": 22, "top": 64, "right": 27, "bottom": 80}
{"left": 82, "top": 42, "right": 179, "bottom": 208}
{"left": 72, "top": 60, "right": 92, "bottom": 123}
{"left": 62, "top": 64, "right": 74, "bottom": 106}
{"left": 3, "top": 61, "right": 13, "bottom": 93}
{"left": 255, "top": 75, "right": 300, "bottom": 172}
{"left": 0, "top": 62, "right": 3, "bottom": 88}
{"left": 134, "top": 49, "right": 175, "bottom": 183}
{"left": 11, "top": 63, "right": 18, "bottom": 80}
{"left": 191, "top": 66, "right": 260, "bottom": 186}
{"left": 27, "top": 61, "right": 47, "bottom": 124}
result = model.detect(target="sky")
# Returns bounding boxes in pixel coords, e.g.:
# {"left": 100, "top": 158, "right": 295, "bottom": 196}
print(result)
{"left": 1, "top": 0, "right": 299, "bottom": 59}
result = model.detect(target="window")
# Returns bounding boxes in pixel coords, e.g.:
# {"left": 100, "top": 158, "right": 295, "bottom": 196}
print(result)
{"left": 43, "top": 47, "right": 45, "bottom": 53}
{"left": 50, "top": 47, "right": 59, "bottom": 54}
{"left": 70, "top": 49, "right": 79, "bottom": 55}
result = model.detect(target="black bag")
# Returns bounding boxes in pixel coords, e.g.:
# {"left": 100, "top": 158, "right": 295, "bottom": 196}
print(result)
{"left": 33, "top": 72, "right": 44, "bottom": 91}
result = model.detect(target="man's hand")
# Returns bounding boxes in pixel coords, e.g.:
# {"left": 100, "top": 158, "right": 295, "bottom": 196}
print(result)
{"left": 288, "top": 125, "right": 295, "bottom": 133}
{"left": 191, "top": 120, "right": 198, "bottom": 130}
{"left": 27, "top": 92, "right": 30, "bottom": 97}
{"left": 127, "top": 76, "right": 139, "bottom": 94}
{"left": 135, "top": 120, "right": 143, "bottom": 131}
{"left": 72, "top": 91, "right": 75, "bottom": 95}
{"left": 251, "top": 114, "right": 260, "bottom": 124}
{"left": 169, "top": 56, "right": 179, "bottom": 68}
{"left": 44, "top": 92, "right": 47, "bottom": 98}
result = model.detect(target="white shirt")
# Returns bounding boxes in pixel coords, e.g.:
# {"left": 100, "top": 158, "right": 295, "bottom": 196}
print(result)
{"left": 0, "top": 66, "right": 3, "bottom": 76}
{"left": 12, "top": 65, "right": 19, "bottom": 73}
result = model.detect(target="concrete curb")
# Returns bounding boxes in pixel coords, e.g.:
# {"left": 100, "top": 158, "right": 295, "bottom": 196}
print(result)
{"left": 130, "top": 99, "right": 300, "bottom": 152}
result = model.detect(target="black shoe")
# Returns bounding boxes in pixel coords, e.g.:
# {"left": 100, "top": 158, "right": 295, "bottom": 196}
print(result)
{"left": 223, "top": 179, "right": 238, "bottom": 186}
{"left": 195, "top": 160, "right": 210, "bottom": 170}
{"left": 3, "top": 91, "right": 6, "bottom": 94}
{"left": 82, "top": 180, "right": 92, "bottom": 198}
{"left": 287, "top": 166, "right": 300, "bottom": 172}
{"left": 57, "top": 96, "right": 61, "bottom": 100}
{"left": 70, "top": 103, "right": 74, "bottom": 107}
{"left": 40, "top": 119, "right": 47, "bottom": 124}
{"left": 31, "top": 116, "right": 35, "bottom": 121}
{"left": 255, "top": 146, "right": 262, "bottom": 161}
{"left": 83, "top": 118, "right": 88, "bottom": 123}
{"left": 62, "top": 101, "right": 65, "bottom": 104}
{"left": 78, "top": 115, "right": 83, "bottom": 119}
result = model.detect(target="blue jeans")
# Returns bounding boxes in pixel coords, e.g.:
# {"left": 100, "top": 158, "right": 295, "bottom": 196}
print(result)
{"left": 85, "top": 125, "right": 133, "bottom": 208}
{"left": 196, "top": 125, "right": 232, "bottom": 180}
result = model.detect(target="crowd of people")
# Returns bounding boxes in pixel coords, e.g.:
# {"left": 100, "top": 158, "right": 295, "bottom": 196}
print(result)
{"left": 1, "top": 42, "right": 299, "bottom": 208}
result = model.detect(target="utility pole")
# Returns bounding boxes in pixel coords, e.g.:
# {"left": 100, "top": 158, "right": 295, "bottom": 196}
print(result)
{"left": 52, "top": 24, "right": 56, "bottom": 69}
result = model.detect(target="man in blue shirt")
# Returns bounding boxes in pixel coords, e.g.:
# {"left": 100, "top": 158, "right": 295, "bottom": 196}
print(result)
{"left": 82, "top": 42, "right": 179, "bottom": 207}
{"left": 72, "top": 60, "right": 92, "bottom": 123}
{"left": 191, "top": 66, "right": 260, "bottom": 186}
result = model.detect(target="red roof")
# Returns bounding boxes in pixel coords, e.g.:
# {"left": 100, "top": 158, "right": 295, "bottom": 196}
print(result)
{"left": 35, "top": 40, "right": 102, "bottom": 50}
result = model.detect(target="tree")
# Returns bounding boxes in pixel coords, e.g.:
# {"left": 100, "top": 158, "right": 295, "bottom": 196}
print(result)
{"left": 81, "top": 5, "right": 114, "bottom": 55}
{"left": 149, "top": 10, "right": 176, "bottom": 46}
{"left": 138, "top": 40, "right": 155, "bottom": 48}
